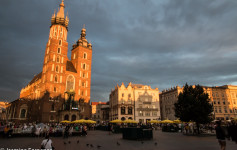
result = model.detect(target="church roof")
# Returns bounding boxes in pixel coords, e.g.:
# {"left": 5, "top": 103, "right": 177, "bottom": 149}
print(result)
{"left": 28, "top": 72, "right": 42, "bottom": 85}
{"left": 66, "top": 61, "right": 77, "bottom": 73}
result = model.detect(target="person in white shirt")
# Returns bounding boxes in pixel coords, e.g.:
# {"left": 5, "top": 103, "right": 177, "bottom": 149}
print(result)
{"left": 41, "top": 135, "right": 53, "bottom": 149}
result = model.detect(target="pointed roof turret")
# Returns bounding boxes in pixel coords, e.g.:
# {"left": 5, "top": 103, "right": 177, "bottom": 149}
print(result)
{"left": 51, "top": 0, "right": 69, "bottom": 28}
{"left": 57, "top": 0, "right": 65, "bottom": 18}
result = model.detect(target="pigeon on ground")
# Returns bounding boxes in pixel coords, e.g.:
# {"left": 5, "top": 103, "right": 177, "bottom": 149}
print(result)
{"left": 68, "top": 141, "right": 71, "bottom": 144}
{"left": 86, "top": 144, "right": 90, "bottom": 147}
{"left": 155, "top": 142, "right": 157, "bottom": 146}
{"left": 90, "top": 144, "right": 94, "bottom": 148}
{"left": 97, "top": 145, "right": 102, "bottom": 149}
{"left": 117, "top": 141, "right": 120, "bottom": 146}
{"left": 77, "top": 140, "right": 80, "bottom": 144}
{"left": 64, "top": 142, "right": 67, "bottom": 145}
{"left": 141, "top": 141, "right": 144, "bottom": 144}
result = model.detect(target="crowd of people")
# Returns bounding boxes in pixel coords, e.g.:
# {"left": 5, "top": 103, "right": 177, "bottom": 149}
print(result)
{"left": 0, "top": 122, "right": 94, "bottom": 138}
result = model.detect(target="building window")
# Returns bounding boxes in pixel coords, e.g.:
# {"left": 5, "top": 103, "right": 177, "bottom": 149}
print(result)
{"left": 54, "top": 87, "right": 56, "bottom": 92}
{"left": 215, "top": 107, "right": 218, "bottom": 113}
{"left": 59, "top": 40, "right": 62, "bottom": 46}
{"left": 121, "top": 107, "right": 125, "bottom": 115}
{"left": 83, "top": 53, "right": 87, "bottom": 59}
{"left": 219, "top": 107, "right": 222, "bottom": 113}
{"left": 152, "top": 112, "right": 157, "bottom": 116}
{"left": 139, "top": 111, "right": 143, "bottom": 116}
{"left": 64, "top": 114, "right": 69, "bottom": 121}
{"left": 81, "top": 91, "right": 84, "bottom": 96}
{"left": 57, "top": 56, "right": 60, "bottom": 63}
{"left": 20, "top": 109, "right": 26, "bottom": 118}
{"left": 54, "top": 75, "right": 58, "bottom": 83}
{"left": 66, "top": 75, "right": 75, "bottom": 91}
{"left": 128, "top": 107, "right": 133, "bottom": 115}
{"left": 213, "top": 100, "right": 216, "bottom": 104}
{"left": 71, "top": 115, "right": 76, "bottom": 121}
{"left": 145, "top": 112, "right": 150, "bottom": 116}
{"left": 56, "top": 65, "right": 59, "bottom": 72}
{"left": 128, "top": 94, "right": 131, "bottom": 98}
{"left": 224, "top": 107, "right": 227, "bottom": 113}
{"left": 122, "top": 93, "right": 124, "bottom": 97}
{"left": 58, "top": 48, "right": 61, "bottom": 54}
{"left": 82, "top": 63, "right": 86, "bottom": 69}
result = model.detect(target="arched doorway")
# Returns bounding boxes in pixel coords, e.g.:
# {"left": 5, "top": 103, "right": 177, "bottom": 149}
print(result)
{"left": 64, "top": 114, "right": 69, "bottom": 121}
{"left": 128, "top": 117, "right": 133, "bottom": 120}
{"left": 71, "top": 115, "right": 76, "bottom": 121}
{"left": 121, "top": 117, "right": 125, "bottom": 121}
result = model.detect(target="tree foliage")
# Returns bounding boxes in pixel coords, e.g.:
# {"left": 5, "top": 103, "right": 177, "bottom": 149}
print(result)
{"left": 174, "top": 83, "right": 213, "bottom": 124}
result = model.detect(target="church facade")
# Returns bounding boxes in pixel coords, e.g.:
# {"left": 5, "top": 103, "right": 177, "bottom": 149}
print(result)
{"left": 6, "top": 0, "right": 93, "bottom": 123}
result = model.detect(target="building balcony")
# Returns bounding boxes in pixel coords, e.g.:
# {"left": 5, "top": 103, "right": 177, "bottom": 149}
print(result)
{"left": 136, "top": 108, "right": 159, "bottom": 111}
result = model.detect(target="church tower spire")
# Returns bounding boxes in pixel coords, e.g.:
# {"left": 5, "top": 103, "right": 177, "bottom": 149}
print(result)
{"left": 51, "top": 0, "right": 69, "bottom": 28}
{"left": 42, "top": 0, "right": 69, "bottom": 95}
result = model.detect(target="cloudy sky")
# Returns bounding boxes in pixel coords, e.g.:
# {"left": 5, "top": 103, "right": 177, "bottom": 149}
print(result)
{"left": 1, "top": 0, "right": 237, "bottom": 102}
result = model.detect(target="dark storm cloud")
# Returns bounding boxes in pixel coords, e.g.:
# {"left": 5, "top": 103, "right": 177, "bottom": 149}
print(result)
{"left": 0, "top": 0, "right": 237, "bottom": 102}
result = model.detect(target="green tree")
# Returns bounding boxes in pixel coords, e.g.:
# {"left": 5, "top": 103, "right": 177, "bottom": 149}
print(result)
{"left": 174, "top": 83, "right": 213, "bottom": 134}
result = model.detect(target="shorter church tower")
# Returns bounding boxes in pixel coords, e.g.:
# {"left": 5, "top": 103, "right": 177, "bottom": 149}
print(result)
{"left": 71, "top": 26, "right": 92, "bottom": 103}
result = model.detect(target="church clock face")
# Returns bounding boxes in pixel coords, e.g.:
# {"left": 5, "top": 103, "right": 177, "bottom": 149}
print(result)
{"left": 66, "top": 75, "right": 75, "bottom": 91}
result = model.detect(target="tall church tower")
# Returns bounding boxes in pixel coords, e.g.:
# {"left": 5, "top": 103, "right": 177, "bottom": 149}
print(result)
{"left": 42, "top": 0, "right": 69, "bottom": 97}
{"left": 71, "top": 27, "right": 92, "bottom": 103}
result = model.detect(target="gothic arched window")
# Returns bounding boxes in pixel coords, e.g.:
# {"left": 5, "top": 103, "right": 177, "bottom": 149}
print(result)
{"left": 66, "top": 75, "right": 75, "bottom": 91}
{"left": 56, "top": 65, "right": 59, "bottom": 72}
{"left": 55, "top": 75, "right": 58, "bottom": 83}
{"left": 71, "top": 115, "right": 76, "bottom": 121}
{"left": 57, "top": 48, "right": 61, "bottom": 54}
{"left": 83, "top": 53, "right": 87, "bottom": 59}
{"left": 57, "top": 56, "right": 60, "bottom": 63}
{"left": 20, "top": 109, "right": 26, "bottom": 118}
{"left": 64, "top": 114, "right": 69, "bottom": 121}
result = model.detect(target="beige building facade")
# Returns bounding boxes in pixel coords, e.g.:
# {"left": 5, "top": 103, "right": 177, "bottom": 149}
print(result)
{"left": 109, "top": 82, "right": 160, "bottom": 123}
{"left": 160, "top": 85, "right": 237, "bottom": 121}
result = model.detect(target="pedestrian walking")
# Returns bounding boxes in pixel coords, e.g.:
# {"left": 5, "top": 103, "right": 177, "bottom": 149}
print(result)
{"left": 41, "top": 135, "right": 54, "bottom": 149}
{"left": 215, "top": 121, "right": 229, "bottom": 150}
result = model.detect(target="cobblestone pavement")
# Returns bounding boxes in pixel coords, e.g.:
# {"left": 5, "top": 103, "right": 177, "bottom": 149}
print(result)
{"left": 0, "top": 130, "right": 236, "bottom": 150}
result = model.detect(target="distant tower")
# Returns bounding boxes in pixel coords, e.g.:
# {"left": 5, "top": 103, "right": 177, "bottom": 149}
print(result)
{"left": 71, "top": 26, "right": 92, "bottom": 103}
{"left": 42, "top": 0, "right": 69, "bottom": 97}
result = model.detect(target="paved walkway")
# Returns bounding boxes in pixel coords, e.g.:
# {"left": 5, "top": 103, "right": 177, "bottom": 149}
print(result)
{"left": 0, "top": 130, "right": 236, "bottom": 150}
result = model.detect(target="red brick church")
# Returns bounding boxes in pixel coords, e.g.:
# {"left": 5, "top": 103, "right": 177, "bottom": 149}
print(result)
{"left": 6, "top": 0, "right": 92, "bottom": 123}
